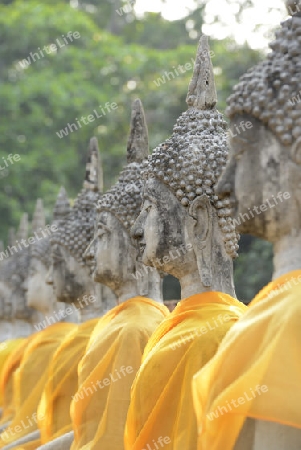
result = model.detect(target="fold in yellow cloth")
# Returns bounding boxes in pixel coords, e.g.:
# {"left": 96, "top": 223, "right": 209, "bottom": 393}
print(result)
{"left": 70, "top": 297, "right": 169, "bottom": 450}
{"left": 124, "top": 292, "right": 246, "bottom": 450}
{"left": 37, "top": 318, "right": 99, "bottom": 445}
{"left": 0, "top": 339, "right": 24, "bottom": 408}
{"left": 192, "top": 270, "right": 301, "bottom": 450}
{"left": 0, "top": 323, "right": 76, "bottom": 448}
{"left": 0, "top": 338, "right": 34, "bottom": 426}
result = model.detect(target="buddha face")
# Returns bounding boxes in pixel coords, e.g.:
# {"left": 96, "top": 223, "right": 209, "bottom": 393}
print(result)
{"left": 131, "top": 178, "right": 197, "bottom": 279}
{"left": 47, "top": 244, "right": 90, "bottom": 303}
{"left": 26, "top": 257, "right": 54, "bottom": 314}
{"left": 216, "top": 114, "right": 296, "bottom": 242}
{"left": 0, "top": 281, "right": 12, "bottom": 305}
{"left": 0, "top": 281, "right": 13, "bottom": 319}
{"left": 93, "top": 211, "right": 137, "bottom": 291}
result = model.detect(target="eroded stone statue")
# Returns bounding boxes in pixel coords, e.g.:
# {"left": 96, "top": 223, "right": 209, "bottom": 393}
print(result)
{"left": 68, "top": 99, "right": 168, "bottom": 450}
{"left": 26, "top": 191, "right": 81, "bottom": 325}
{"left": 124, "top": 36, "right": 246, "bottom": 450}
{"left": 192, "top": 7, "right": 301, "bottom": 450}
{"left": 31, "top": 140, "right": 114, "bottom": 450}
{"left": 0, "top": 214, "right": 35, "bottom": 341}
{"left": 47, "top": 137, "right": 115, "bottom": 320}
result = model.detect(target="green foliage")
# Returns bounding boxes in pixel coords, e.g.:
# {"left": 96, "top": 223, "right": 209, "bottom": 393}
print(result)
{"left": 234, "top": 236, "right": 273, "bottom": 303}
{"left": 122, "top": 8, "right": 205, "bottom": 49}
{"left": 0, "top": 0, "right": 272, "bottom": 301}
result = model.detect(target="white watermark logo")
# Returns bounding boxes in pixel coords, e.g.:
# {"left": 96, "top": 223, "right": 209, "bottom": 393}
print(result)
{"left": 287, "top": 1, "right": 301, "bottom": 15}
{"left": 116, "top": 0, "right": 135, "bottom": 16}
{"left": 72, "top": 365, "right": 134, "bottom": 402}
{"left": 142, "top": 436, "right": 171, "bottom": 450}
{"left": 0, "top": 225, "right": 58, "bottom": 261}
{"left": 228, "top": 121, "right": 253, "bottom": 138}
{"left": 170, "top": 313, "right": 231, "bottom": 350}
{"left": 0, "top": 412, "right": 45, "bottom": 443}
{"left": 17, "top": 32, "right": 81, "bottom": 70}
{"left": 56, "top": 102, "right": 118, "bottom": 139}
{"left": 233, "top": 192, "right": 291, "bottom": 227}
{"left": 34, "top": 295, "right": 96, "bottom": 331}
{"left": 153, "top": 51, "right": 215, "bottom": 88}
{"left": 206, "top": 385, "right": 268, "bottom": 421}
{"left": 0, "top": 154, "right": 21, "bottom": 179}
{"left": 266, "top": 274, "right": 301, "bottom": 301}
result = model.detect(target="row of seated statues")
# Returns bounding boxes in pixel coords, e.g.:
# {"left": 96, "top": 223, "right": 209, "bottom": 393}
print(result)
{"left": 0, "top": 2, "right": 300, "bottom": 448}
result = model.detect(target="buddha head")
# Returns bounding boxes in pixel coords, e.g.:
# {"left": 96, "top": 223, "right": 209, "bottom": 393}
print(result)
{"left": 131, "top": 36, "right": 238, "bottom": 297}
{"left": 0, "top": 214, "right": 34, "bottom": 326}
{"left": 48, "top": 138, "right": 103, "bottom": 310}
{"left": 217, "top": 7, "right": 301, "bottom": 244}
{"left": 90, "top": 99, "right": 162, "bottom": 301}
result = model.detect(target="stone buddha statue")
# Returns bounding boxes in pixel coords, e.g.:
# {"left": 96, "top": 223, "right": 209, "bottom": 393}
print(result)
{"left": 89, "top": 98, "right": 164, "bottom": 303}
{"left": 26, "top": 191, "right": 81, "bottom": 325}
{"left": 0, "top": 213, "right": 35, "bottom": 340}
{"left": 48, "top": 137, "right": 115, "bottom": 320}
{"left": 124, "top": 36, "right": 247, "bottom": 450}
{"left": 69, "top": 99, "right": 168, "bottom": 450}
{"left": 192, "top": 7, "right": 301, "bottom": 450}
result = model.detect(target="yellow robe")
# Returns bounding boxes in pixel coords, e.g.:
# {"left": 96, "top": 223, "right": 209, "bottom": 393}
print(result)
{"left": 124, "top": 292, "right": 247, "bottom": 450}
{"left": 0, "top": 339, "right": 24, "bottom": 409}
{"left": 192, "top": 270, "right": 301, "bottom": 450}
{"left": 70, "top": 297, "right": 169, "bottom": 450}
{"left": 0, "top": 338, "right": 34, "bottom": 426}
{"left": 37, "top": 318, "right": 99, "bottom": 445}
{"left": 0, "top": 322, "right": 75, "bottom": 449}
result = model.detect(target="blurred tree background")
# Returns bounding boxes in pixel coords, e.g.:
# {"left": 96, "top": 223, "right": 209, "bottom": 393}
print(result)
{"left": 0, "top": 0, "right": 276, "bottom": 302}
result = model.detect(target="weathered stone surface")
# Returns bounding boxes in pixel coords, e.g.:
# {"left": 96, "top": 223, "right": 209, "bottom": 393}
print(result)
{"left": 47, "top": 138, "right": 115, "bottom": 316}
{"left": 92, "top": 98, "right": 163, "bottom": 302}
{"left": 132, "top": 36, "right": 238, "bottom": 299}
{"left": 0, "top": 214, "right": 35, "bottom": 340}
{"left": 215, "top": 10, "right": 301, "bottom": 450}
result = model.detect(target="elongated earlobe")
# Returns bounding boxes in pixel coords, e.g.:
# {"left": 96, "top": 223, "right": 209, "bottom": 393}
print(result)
{"left": 189, "top": 195, "right": 213, "bottom": 287}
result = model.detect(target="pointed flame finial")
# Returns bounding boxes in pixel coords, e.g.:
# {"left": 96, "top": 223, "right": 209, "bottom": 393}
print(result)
{"left": 32, "top": 199, "right": 46, "bottom": 233}
{"left": 186, "top": 35, "right": 217, "bottom": 110}
{"left": 127, "top": 98, "right": 149, "bottom": 164}
{"left": 16, "top": 213, "right": 29, "bottom": 241}
{"left": 83, "top": 137, "right": 103, "bottom": 193}
{"left": 53, "top": 187, "right": 71, "bottom": 221}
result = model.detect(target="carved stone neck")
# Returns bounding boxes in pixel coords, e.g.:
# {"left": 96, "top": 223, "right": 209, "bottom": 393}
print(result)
{"left": 273, "top": 233, "right": 301, "bottom": 280}
{"left": 114, "top": 271, "right": 163, "bottom": 304}
{"left": 180, "top": 262, "right": 236, "bottom": 299}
